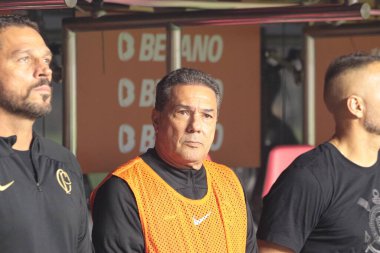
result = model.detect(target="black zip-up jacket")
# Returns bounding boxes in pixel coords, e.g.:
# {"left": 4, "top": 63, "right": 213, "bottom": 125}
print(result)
{"left": 0, "top": 134, "right": 93, "bottom": 253}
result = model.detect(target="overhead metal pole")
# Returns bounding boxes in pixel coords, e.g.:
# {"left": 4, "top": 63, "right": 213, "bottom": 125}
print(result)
{"left": 63, "top": 3, "right": 372, "bottom": 31}
{"left": 0, "top": 0, "right": 77, "bottom": 10}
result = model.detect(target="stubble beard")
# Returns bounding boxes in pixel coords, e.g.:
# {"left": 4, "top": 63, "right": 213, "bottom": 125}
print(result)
{"left": 0, "top": 79, "right": 52, "bottom": 119}
{"left": 364, "top": 112, "right": 380, "bottom": 136}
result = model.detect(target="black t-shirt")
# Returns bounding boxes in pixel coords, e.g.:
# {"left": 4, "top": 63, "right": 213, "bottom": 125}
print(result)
{"left": 92, "top": 148, "right": 257, "bottom": 253}
{"left": 13, "top": 149, "right": 33, "bottom": 169}
{"left": 257, "top": 142, "right": 380, "bottom": 252}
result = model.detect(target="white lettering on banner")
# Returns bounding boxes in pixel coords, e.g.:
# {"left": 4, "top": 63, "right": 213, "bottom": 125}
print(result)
{"left": 117, "top": 78, "right": 220, "bottom": 108}
{"left": 139, "top": 79, "right": 156, "bottom": 107}
{"left": 192, "top": 35, "right": 208, "bottom": 62}
{"left": 117, "top": 125, "right": 155, "bottom": 154}
{"left": 118, "top": 123, "right": 223, "bottom": 154}
{"left": 118, "top": 78, "right": 135, "bottom": 107}
{"left": 118, "top": 32, "right": 135, "bottom": 61}
{"left": 154, "top": 34, "right": 166, "bottom": 61}
{"left": 118, "top": 124, "right": 135, "bottom": 153}
{"left": 119, "top": 32, "right": 223, "bottom": 62}
{"left": 140, "top": 124, "right": 155, "bottom": 153}
{"left": 139, "top": 33, "right": 166, "bottom": 61}
{"left": 182, "top": 34, "right": 223, "bottom": 63}
{"left": 210, "top": 123, "right": 223, "bottom": 151}
{"left": 139, "top": 33, "right": 154, "bottom": 61}
{"left": 181, "top": 35, "right": 191, "bottom": 61}
{"left": 208, "top": 35, "right": 223, "bottom": 63}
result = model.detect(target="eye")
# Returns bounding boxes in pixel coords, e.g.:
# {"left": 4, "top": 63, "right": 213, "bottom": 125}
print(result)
{"left": 204, "top": 113, "right": 213, "bottom": 119}
{"left": 43, "top": 57, "right": 52, "bottom": 65}
{"left": 177, "top": 110, "right": 189, "bottom": 115}
{"left": 18, "top": 56, "right": 30, "bottom": 63}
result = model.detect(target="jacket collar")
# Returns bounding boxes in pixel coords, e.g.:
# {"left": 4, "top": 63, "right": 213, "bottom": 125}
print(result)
{"left": 0, "top": 132, "right": 41, "bottom": 156}
{"left": 0, "top": 135, "right": 17, "bottom": 148}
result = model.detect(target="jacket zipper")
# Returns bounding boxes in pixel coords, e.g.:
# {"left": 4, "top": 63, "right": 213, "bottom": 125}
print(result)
{"left": 30, "top": 138, "right": 42, "bottom": 191}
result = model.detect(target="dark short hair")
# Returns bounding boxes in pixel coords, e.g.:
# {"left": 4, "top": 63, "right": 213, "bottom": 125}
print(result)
{"left": 0, "top": 15, "right": 39, "bottom": 32}
{"left": 324, "top": 51, "right": 380, "bottom": 107}
{"left": 155, "top": 67, "right": 222, "bottom": 112}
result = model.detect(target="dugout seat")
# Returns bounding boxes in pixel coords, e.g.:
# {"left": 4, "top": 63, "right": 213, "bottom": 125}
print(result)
{"left": 262, "top": 144, "right": 314, "bottom": 198}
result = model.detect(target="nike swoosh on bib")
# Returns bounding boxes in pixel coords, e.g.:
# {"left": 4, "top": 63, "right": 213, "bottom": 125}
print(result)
{"left": 0, "top": 180, "right": 15, "bottom": 191}
{"left": 193, "top": 211, "right": 211, "bottom": 226}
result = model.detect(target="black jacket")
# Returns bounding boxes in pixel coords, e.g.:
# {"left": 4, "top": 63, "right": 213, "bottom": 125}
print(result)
{"left": 0, "top": 134, "right": 93, "bottom": 253}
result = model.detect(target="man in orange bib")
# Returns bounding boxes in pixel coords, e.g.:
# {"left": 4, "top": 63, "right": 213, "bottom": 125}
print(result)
{"left": 91, "top": 68, "right": 257, "bottom": 253}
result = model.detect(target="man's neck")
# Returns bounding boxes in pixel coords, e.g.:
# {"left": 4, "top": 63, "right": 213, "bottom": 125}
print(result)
{"left": 154, "top": 147, "right": 203, "bottom": 170}
{"left": 330, "top": 132, "right": 380, "bottom": 167}
{"left": 0, "top": 111, "right": 35, "bottom": 151}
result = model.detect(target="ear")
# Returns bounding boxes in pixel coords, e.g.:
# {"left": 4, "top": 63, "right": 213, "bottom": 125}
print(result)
{"left": 347, "top": 95, "right": 364, "bottom": 118}
{"left": 151, "top": 109, "right": 160, "bottom": 131}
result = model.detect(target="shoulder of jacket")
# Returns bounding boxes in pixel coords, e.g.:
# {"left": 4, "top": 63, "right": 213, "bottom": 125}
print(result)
{"left": 35, "top": 136, "right": 77, "bottom": 166}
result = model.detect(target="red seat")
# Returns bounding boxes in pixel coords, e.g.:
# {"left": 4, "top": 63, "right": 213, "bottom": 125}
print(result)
{"left": 262, "top": 145, "right": 314, "bottom": 198}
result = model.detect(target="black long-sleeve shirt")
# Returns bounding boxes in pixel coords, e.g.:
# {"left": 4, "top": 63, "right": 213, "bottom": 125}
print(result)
{"left": 92, "top": 148, "right": 257, "bottom": 252}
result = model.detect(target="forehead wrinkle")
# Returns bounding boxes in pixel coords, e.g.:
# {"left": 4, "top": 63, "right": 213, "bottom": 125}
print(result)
{"left": 11, "top": 48, "right": 52, "bottom": 57}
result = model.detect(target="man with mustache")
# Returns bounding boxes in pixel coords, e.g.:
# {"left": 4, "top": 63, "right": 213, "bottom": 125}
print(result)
{"left": 0, "top": 15, "right": 93, "bottom": 253}
{"left": 92, "top": 68, "right": 258, "bottom": 253}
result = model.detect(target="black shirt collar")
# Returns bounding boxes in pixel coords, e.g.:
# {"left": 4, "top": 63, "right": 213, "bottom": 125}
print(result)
{"left": 140, "top": 148, "right": 207, "bottom": 199}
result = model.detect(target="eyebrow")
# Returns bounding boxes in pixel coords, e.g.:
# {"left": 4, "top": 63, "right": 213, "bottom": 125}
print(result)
{"left": 174, "top": 104, "right": 216, "bottom": 113}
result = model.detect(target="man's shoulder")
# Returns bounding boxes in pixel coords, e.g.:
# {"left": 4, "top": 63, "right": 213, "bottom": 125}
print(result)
{"left": 203, "top": 159, "right": 230, "bottom": 168}
{"left": 38, "top": 135, "right": 69, "bottom": 151}
{"left": 288, "top": 143, "right": 332, "bottom": 171}
{"left": 203, "top": 159, "right": 234, "bottom": 174}
{"left": 113, "top": 156, "right": 145, "bottom": 177}
{"left": 203, "top": 160, "right": 242, "bottom": 184}
{"left": 38, "top": 136, "right": 66, "bottom": 149}
{"left": 36, "top": 136, "right": 76, "bottom": 164}
{"left": 279, "top": 143, "right": 338, "bottom": 188}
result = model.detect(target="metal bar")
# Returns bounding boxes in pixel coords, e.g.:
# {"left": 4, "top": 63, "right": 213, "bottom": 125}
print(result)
{"left": 166, "top": 23, "right": 181, "bottom": 72}
{"left": 0, "top": 0, "right": 76, "bottom": 10}
{"left": 99, "top": 0, "right": 297, "bottom": 9}
{"left": 62, "top": 28, "right": 78, "bottom": 154}
{"left": 64, "top": 3, "right": 371, "bottom": 31}
{"left": 305, "top": 35, "right": 315, "bottom": 146}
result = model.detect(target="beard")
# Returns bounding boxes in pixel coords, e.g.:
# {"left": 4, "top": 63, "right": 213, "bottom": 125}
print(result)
{"left": 364, "top": 112, "right": 380, "bottom": 135}
{"left": 0, "top": 78, "right": 52, "bottom": 119}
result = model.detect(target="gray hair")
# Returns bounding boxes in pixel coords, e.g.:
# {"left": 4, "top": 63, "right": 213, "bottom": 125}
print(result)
{"left": 155, "top": 68, "right": 222, "bottom": 113}
{"left": 0, "top": 15, "right": 39, "bottom": 32}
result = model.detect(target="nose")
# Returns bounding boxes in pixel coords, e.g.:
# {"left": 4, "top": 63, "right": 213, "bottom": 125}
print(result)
{"left": 34, "top": 59, "right": 52, "bottom": 79}
{"left": 186, "top": 113, "right": 202, "bottom": 133}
